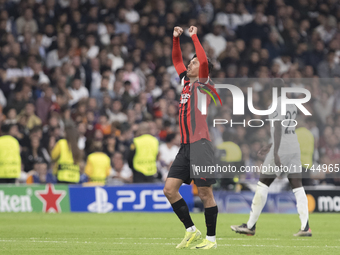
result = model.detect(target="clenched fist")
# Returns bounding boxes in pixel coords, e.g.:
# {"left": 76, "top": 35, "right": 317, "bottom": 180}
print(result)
{"left": 188, "top": 26, "right": 197, "bottom": 37}
{"left": 173, "top": 26, "right": 183, "bottom": 37}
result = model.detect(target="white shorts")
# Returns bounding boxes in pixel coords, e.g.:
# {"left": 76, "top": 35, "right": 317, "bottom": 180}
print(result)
{"left": 261, "top": 153, "right": 302, "bottom": 177}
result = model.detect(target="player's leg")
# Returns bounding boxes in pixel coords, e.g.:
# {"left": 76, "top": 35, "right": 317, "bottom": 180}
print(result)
{"left": 164, "top": 177, "right": 195, "bottom": 230}
{"left": 288, "top": 173, "right": 312, "bottom": 237}
{"left": 198, "top": 186, "right": 217, "bottom": 241}
{"left": 164, "top": 177, "right": 201, "bottom": 248}
{"left": 189, "top": 139, "right": 217, "bottom": 249}
{"left": 165, "top": 144, "right": 202, "bottom": 248}
{"left": 163, "top": 177, "right": 183, "bottom": 204}
{"left": 190, "top": 185, "right": 217, "bottom": 249}
{"left": 231, "top": 174, "right": 276, "bottom": 235}
{"left": 247, "top": 175, "right": 275, "bottom": 229}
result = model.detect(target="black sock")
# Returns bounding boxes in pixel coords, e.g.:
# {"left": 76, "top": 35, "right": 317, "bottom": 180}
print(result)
{"left": 205, "top": 206, "right": 218, "bottom": 236}
{"left": 171, "top": 198, "right": 194, "bottom": 229}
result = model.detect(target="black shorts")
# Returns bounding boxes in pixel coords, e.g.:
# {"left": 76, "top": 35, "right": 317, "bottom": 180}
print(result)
{"left": 168, "top": 139, "right": 216, "bottom": 187}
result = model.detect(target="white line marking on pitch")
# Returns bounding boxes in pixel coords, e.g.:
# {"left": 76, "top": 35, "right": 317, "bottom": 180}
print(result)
{"left": 0, "top": 240, "right": 339, "bottom": 249}
{"left": 6, "top": 237, "right": 282, "bottom": 240}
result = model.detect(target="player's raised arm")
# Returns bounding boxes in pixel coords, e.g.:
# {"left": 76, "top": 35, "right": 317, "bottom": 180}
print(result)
{"left": 189, "top": 26, "right": 209, "bottom": 82}
{"left": 172, "top": 26, "right": 187, "bottom": 77}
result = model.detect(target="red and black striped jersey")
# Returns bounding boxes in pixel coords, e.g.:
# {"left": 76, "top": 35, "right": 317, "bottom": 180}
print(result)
{"left": 178, "top": 71, "right": 212, "bottom": 144}
{"left": 172, "top": 34, "right": 212, "bottom": 144}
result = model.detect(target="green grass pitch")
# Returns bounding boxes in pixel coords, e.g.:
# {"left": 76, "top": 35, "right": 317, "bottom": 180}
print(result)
{"left": 0, "top": 213, "right": 339, "bottom": 254}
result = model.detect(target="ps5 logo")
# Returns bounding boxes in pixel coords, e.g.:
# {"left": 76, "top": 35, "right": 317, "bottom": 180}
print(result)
{"left": 87, "top": 187, "right": 114, "bottom": 213}
{"left": 87, "top": 187, "right": 171, "bottom": 213}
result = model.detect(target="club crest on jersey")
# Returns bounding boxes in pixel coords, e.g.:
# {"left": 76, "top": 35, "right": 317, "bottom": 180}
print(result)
{"left": 180, "top": 93, "right": 190, "bottom": 104}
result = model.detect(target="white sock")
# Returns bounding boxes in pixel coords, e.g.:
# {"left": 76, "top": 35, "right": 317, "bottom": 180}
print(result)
{"left": 247, "top": 181, "right": 269, "bottom": 229}
{"left": 206, "top": 235, "right": 216, "bottom": 242}
{"left": 186, "top": 225, "right": 196, "bottom": 232}
{"left": 293, "top": 187, "right": 309, "bottom": 230}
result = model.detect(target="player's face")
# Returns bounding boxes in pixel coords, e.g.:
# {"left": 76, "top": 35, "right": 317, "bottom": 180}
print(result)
{"left": 187, "top": 57, "right": 200, "bottom": 78}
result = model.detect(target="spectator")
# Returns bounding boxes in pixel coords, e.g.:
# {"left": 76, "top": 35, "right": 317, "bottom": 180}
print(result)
{"left": 5, "top": 89, "right": 27, "bottom": 115}
{"left": 67, "top": 78, "right": 89, "bottom": 106}
{"left": 204, "top": 24, "right": 227, "bottom": 58}
{"left": 36, "top": 86, "right": 54, "bottom": 124}
{"left": 123, "top": 61, "right": 140, "bottom": 96}
{"left": 108, "top": 100, "right": 128, "bottom": 124}
{"left": 158, "top": 133, "right": 180, "bottom": 181}
{"left": 51, "top": 125, "right": 82, "bottom": 184}
{"left": 0, "top": 124, "right": 21, "bottom": 183}
{"left": 95, "top": 113, "right": 111, "bottom": 136}
{"left": 21, "top": 136, "right": 50, "bottom": 173}
{"left": 128, "top": 122, "right": 159, "bottom": 183}
{"left": 92, "top": 76, "right": 115, "bottom": 107}
{"left": 103, "top": 134, "right": 117, "bottom": 158}
{"left": 115, "top": 9, "right": 131, "bottom": 35}
{"left": 46, "top": 47, "right": 69, "bottom": 69}
{"left": 16, "top": 8, "right": 38, "bottom": 35}
{"left": 17, "top": 102, "right": 42, "bottom": 130}
{"left": 86, "top": 34, "right": 99, "bottom": 59}
{"left": 315, "top": 15, "right": 337, "bottom": 44}
{"left": 265, "top": 32, "right": 284, "bottom": 61}
{"left": 77, "top": 122, "right": 87, "bottom": 150}
{"left": 107, "top": 152, "right": 133, "bottom": 185}
{"left": 196, "top": 0, "right": 214, "bottom": 23}
{"left": 214, "top": 2, "right": 252, "bottom": 38}
{"left": 216, "top": 131, "right": 242, "bottom": 164}
{"left": 306, "top": 40, "right": 325, "bottom": 71}
{"left": 90, "top": 58, "right": 102, "bottom": 95}
{"left": 108, "top": 45, "right": 125, "bottom": 72}
{"left": 4, "top": 56, "right": 22, "bottom": 81}
{"left": 317, "top": 51, "right": 340, "bottom": 78}
{"left": 135, "top": 62, "right": 153, "bottom": 90}
{"left": 3, "top": 108, "right": 17, "bottom": 125}
{"left": 314, "top": 92, "right": 335, "bottom": 125}
{"left": 85, "top": 141, "right": 111, "bottom": 185}
{"left": 273, "top": 52, "right": 292, "bottom": 75}
{"left": 241, "top": 12, "right": 269, "bottom": 43}
{"left": 124, "top": 0, "right": 140, "bottom": 24}
{"left": 26, "top": 161, "right": 56, "bottom": 184}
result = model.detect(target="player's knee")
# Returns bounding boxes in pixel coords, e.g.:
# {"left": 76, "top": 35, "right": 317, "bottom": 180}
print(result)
{"left": 163, "top": 186, "right": 175, "bottom": 200}
{"left": 197, "top": 187, "right": 213, "bottom": 202}
{"left": 288, "top": 173, "right": 302, "bottom": 188}
{"left": 259, "top": 178, "right": 273, "bottom": 187}
{"left": 290, "top": 179, "right": 302, "bottom": 189}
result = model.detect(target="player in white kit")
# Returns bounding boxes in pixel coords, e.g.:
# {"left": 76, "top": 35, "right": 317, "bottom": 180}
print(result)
{"left": 231, "top": 79, "right": 312, "bottom": 237}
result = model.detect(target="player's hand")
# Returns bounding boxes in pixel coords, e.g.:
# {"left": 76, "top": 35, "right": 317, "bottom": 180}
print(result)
{"left": 188, "top": 26, "right": 198, "bottom": 37}
{"left": 173, "top": 26, "right": 183, "bottom": 37}
{"left": 274, "top": 153, "right": 282, "bottom": 167}
{"left": 258, "top": 144, "right": 272, "bottom": 156}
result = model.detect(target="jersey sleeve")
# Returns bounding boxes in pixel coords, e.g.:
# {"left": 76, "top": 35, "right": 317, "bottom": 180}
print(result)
{"left": 191, "top": 34, "right": 209, "bottom": 82}
{"left": 172, "top": 36, "right": 187, "bottom": 77}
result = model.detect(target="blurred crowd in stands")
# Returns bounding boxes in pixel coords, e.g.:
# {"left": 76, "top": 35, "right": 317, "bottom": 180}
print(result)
{"left": 0, "top": 0, "right": 340, "bottom": 187}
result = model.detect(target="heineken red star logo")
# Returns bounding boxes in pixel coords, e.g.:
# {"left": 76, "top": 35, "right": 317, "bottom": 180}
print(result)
{"left": 35, "top": 184, "right": 66, "bottom": 213}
